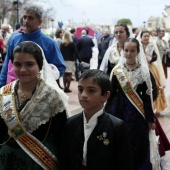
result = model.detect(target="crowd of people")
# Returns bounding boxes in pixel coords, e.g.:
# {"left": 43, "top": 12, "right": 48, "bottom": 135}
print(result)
{"left": 0, "top": 4, "right": 170, "bottom": 170}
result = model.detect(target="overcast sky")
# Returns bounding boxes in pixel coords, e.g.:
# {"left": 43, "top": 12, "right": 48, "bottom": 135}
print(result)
{"left": 44, "top": 0, "right": 170, "bottom": 27}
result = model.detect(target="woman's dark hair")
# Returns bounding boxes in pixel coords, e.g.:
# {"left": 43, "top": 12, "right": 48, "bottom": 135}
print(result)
{"left": 140, "top": 30, "right": 150, "bottom": 38}
{"left": 114, "top": 24, "right": 130, "bottom": 38}
{"left": 12, "top": 41, "right": 43, "bottom": 70}
{"left": 55, "top": 29, "right": 63, "bottom": 38}
{"left": 79, "top": 69, "right": 111, "bottom": 96}
{"left": 124, "top": 38, "right": 140, "bottom": 53}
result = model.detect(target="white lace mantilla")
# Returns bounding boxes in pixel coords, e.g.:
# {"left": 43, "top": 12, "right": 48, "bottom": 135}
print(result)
{"left": 15, "top": 80, "right": 66, "bottom": 133}
{"left": 17, "top": 80, "right": 65, "bottom": 133}
{"left": 123, "top": 65, "right": 152, "bottom": 96}
{"left": 109, "top": 44, "right": 123, "bottom": 64}
{"left": 144, "top": 42, "right": 155, "bottom": 56}
{"left": 123, "top": 66, "right": 144, "bottom": 90}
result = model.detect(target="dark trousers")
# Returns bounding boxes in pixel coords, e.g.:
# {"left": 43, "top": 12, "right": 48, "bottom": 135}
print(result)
{"left": 82, "top": 57, "right": 91, "bottom": 64}
{"left": 75, "top": 60, "right": 80, "bottom": 81}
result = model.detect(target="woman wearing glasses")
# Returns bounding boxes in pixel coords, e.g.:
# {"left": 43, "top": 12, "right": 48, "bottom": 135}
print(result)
{"left": 99, "top": 24, "right": 130, "bottom": 75}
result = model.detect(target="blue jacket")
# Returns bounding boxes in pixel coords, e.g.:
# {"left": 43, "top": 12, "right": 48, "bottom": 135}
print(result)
{"left": 0, "top": 29, "right": 66, "bottom": 87}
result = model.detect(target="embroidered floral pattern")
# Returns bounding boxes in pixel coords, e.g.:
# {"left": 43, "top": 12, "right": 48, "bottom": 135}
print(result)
{"left": 123, "top": 66, "right": 144, "bottom": 90}
{"left": 123, "top": 81, "right": 132, "bottom": 92}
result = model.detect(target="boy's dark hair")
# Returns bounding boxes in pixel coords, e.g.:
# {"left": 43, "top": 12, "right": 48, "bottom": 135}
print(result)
{"left": 79, "top": 69, "right": 111, "bottom": 95}
{"left": 12, "top": 41, "right": 43, "bottom": 70}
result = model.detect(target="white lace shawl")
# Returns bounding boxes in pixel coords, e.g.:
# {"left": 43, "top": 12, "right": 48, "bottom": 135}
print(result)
{"left": 123, "top": 66, "right": 144, "bottom": 91}
{"left": 144, "top": 40, "right": 166, "bottom": 87}
{"left": 99, "top": 42, "right": 123, "bottom": 73}
{"left": 12, "top": 79, "right": 66, "bottom": 133}
{"left": 136, "top": 33, "right": 166, "bottom": 87}
{"left": 29, "top": 41, "right": 70, "bottom": 118}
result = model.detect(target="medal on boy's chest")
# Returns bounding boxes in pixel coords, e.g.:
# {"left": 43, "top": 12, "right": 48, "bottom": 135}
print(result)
{"left": 103, "top": 138, "right": 109, "bottom": 145}
{"left": 97, "top": 132, "right": 110, "bottom": 146}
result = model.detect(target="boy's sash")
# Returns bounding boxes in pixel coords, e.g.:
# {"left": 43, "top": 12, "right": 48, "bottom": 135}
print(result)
{"left": 114, "top": 67, "right": 145, "bottom": 118}
{"left": 1, "top": 83, "right": 57, "bottom": 170}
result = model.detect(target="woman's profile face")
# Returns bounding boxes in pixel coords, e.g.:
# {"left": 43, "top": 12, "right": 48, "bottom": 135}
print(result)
{"left": 141, "top": 32, "right": 150, "bottom": 44}
{"left": 114, "top": 26, "right": 128, "bottom": 43}
{"left": 124, "top": 42, "right": 138, "bottom": 63}
{"left": 60, "top": 31, "right": 64, "bottom": 38}
{"left": 13, "top": 52, "right": 40, "bottom": 83}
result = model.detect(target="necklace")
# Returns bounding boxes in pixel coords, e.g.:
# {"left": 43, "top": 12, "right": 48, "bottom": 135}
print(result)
{"left": 124, "top": 63, "right": 140, "bottom": 72}
{"left": 19, "top": 92, "right": 29, "bottom": 103}
{"left": 126, "top": 61, "right": 136, "bottom": 65}
{"left": 20, "top": 93, "right": 27, "bottom": 100}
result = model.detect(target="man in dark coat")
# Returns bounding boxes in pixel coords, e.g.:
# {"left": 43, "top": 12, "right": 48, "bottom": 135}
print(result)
{"left": 98, "top": 29, "right": 113, "bottom": 68}
{"left": 77, "top": 30, "right": 95, "bottom": 64}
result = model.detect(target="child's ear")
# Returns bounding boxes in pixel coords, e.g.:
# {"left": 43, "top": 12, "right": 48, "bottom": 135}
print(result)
{"left": 102, "top": 91, "right": 110, "bottom": 102}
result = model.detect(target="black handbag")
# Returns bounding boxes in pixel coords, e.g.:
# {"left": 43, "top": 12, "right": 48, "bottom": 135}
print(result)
{"left": 80, "top": 62, "right": 90, "bottom": 73}
{"left": 151, "top": 50, "right": 157, "bottom": 63}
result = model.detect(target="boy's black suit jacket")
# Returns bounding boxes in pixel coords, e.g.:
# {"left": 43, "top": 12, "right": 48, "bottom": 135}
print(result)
{"left": 59, "top": 112, "right": 133, "bottom": 170}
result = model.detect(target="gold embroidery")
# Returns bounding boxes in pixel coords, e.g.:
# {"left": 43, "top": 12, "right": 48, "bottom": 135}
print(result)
{"left": 19, "top": 134, "right": 57, "bottom": 170}
{"left": 3, "top": 83, "right": 12, "bottom": 95}
{"left": 114, "top": 67, "right": 145, "bottom": 117}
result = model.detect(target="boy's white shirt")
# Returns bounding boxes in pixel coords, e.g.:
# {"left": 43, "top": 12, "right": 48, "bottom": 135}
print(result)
{"left": 82, "top": 108, "right": 104, "bottom": 166}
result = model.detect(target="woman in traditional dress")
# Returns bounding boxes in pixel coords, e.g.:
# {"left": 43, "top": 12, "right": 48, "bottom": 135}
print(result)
{"left": 139, "top": 30, "right": 170, "bottom": 157}
{"left": 105, "top": 38, "right": 160, "bottom": 169}
{"left": 99, "top": 24, "right": 130, "bottom": 75}
{"left": 0, "top": 41, "right": 69, "bottom": 169}
{"left": 139, "top": 30, "right": 167, "bottom": 113}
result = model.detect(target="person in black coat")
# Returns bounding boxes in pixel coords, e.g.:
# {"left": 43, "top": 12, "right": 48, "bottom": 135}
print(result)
{"left": 98, "top": 29, "right": 113, "bottom": 68}
{"left": 59, "top": 69, "right": 133, "bottom": 170}
{"left": 77, "top": 30, "right": 95, "bottom": 64}
{"left": 70, "top": 28, "right": 80, "bottom": 81}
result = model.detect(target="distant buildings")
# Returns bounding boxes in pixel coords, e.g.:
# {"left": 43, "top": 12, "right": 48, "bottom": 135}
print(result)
{"left": 147, "top": 5, "right": 170, "bottom": 30}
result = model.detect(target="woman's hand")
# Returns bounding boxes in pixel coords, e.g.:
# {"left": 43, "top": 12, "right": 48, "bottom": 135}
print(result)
{"left": 146, "top": 55, "right": 151, "bottom": 63}
{"left": 163, "top": 50, "right": 168, "bottom": 56}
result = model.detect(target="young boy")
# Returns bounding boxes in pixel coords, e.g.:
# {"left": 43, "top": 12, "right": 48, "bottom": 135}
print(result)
{"left": 59, "top": 69, "right": 133, "bottom": 170}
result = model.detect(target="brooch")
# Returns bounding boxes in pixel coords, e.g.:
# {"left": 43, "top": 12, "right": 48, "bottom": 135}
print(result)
{"left": 97, "top": 132, "right": 110, "bottom": 145}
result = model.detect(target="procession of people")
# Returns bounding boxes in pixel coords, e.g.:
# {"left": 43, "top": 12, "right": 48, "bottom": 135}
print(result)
{"left": 0, "top": 4, "right": 170, "bottom": 170}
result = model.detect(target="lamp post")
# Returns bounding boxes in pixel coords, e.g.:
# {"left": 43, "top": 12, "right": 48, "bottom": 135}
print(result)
{"left": 13, "top": 0, "right": 19, "bottom": 23}
{"left": 51, "top": 19, "right": 54, "bottom": 37}
{"left": 143, "top": 21, "right": 146, "bottom": 29}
